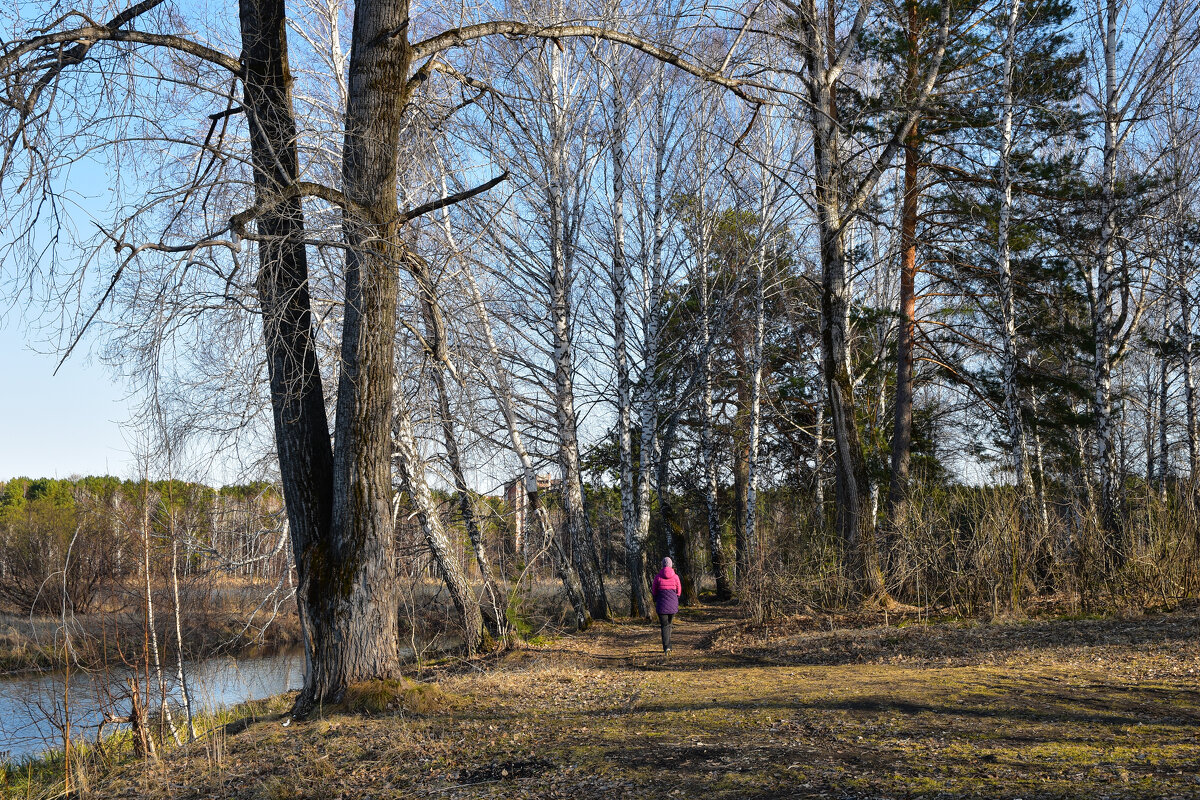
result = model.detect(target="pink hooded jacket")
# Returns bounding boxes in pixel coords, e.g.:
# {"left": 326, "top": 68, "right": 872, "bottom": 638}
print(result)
{"left": 652, "top": 564, "right": 682, "bottom": 615}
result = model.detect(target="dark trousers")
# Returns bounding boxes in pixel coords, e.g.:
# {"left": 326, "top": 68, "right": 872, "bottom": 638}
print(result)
{"left": 658, "top": 612, "right": 674, "bottom": 651}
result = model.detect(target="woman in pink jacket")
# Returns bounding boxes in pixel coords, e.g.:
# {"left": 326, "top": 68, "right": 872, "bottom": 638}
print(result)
{"left": 651, "top": 557, "right": 682, "bottom": 653}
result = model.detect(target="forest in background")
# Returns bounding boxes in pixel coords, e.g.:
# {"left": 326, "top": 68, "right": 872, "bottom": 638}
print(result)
{"left": 2, "top": 0, "right": 1199, "bottom": 715}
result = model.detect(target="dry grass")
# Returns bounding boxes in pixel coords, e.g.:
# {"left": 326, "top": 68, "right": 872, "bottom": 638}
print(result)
{"left": 22, "top": 603, "right": 1193, "bottom": 800}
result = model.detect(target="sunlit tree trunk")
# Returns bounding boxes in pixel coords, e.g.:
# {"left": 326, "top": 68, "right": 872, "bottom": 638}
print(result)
{"left": 744, "top": 225, "right": 767, "bottom": 576}
{"left": 610, "top": 83, "right": 643, "bottom": 617}
{"left": 238, "top": 0, "right": 334, "bottom": 706}
{"left": 995, "top": 0, "right": 1039, "bottom": 528}
{"left": 695, "top": 166, "right": 731, "bottom": 599}
{"left": 546, "top": 46, "right": 609, "bottom": 620}
{"left": 304, "top": 0, "right": 414, "bottom": 706}
{"left": 1092, "top": 0, "right": 1123, "bottom": 555}
{"left": 790, "top": 0, "right": 948, "bottom": 602}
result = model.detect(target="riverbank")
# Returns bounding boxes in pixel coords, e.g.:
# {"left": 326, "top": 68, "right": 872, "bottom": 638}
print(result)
{"left": 9, "top": 602, "right": 1200, "bottom": 799}
{"left": 0, "top": 607, "right": 302, "bottom": 677}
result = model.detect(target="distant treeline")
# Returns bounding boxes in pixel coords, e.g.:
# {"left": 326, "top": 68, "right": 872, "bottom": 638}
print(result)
{"left": 0, "top": 476, "right": 285, "bottom": 614}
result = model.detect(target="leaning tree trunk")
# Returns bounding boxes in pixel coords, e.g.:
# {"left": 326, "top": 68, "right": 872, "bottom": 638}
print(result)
{"left": 462, "top": 265, "right": 592, "bottom": 629}
{"left": 391, "top": 402, "right": 485, "bottom": 655}
{"left": 238, "top": 0, "right": 334, "bottom": 707}
{"left": 409, "top": 253, "right": 508, "bottom": 636}
{"left": 432, "top": 364, "right": 508, "bottom": 635}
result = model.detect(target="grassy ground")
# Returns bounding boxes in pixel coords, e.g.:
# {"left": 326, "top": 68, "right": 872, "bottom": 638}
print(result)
{"left": 9, "top": 603, "right": 1200, "bottom": 799}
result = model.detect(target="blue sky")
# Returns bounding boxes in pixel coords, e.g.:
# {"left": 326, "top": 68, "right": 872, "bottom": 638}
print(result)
{"left": 0, "top": 320, "right": 135, "bottom": 481}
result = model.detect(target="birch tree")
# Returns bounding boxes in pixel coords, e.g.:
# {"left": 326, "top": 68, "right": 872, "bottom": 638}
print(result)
{"left": 1081, "top": 0, "right": 1199, "bottom": 554}
{"left": 1, "top": 0, "right": 753, "bottom": 708}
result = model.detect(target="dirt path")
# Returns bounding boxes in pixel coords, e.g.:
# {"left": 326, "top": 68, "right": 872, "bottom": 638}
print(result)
{"left": 95, "top": 604, "right": 1200, "bottom": 800}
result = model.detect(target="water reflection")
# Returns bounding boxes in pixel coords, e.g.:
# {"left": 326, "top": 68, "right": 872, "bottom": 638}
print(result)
{"left": 0, "top": 649, "right": 304, "bottom": 763}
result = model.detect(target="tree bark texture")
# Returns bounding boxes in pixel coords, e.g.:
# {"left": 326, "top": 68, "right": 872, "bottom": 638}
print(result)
{"left": 610, "top": 85, "right": 644, "bottom": 618}
{"left": 995, "top": 0, "right": 1040, "bottom": 529}
{"left": 305, "top": 0, "right": 415, "bottom": 706}
{"left": 546, "top": 61, "right": 610, "bottom": 619}
{"left": 1092, "top": 0, "right": 1124, "bottom": 561}
{"left": 238, "top": 0, "right": 335, "bottom": 704}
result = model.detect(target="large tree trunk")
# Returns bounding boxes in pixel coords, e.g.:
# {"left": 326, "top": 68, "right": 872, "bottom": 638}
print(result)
{"left": 807, "top": 57, "right": 888, "bottom": 596}
{"left": 793, "top": 0, "right": 946, "bottom": 604}
{"left": 303, "top": 0, "right": 412, "bottom": 707}
{"left": 631, "top": 93, "right": 671, "bottom": 615}
{"left": 547, "top": 65, "right": 610, "bottom": 619}
{"left": 551, "top": 278, "right": 610, "bottom": 620}
{"left": 696, "top": 179, "right": 731, "bottom": 600}
{"left": 820, "top": 219, "right": 888, "bottom": 600}
{"left": 238, "top": 0, "right": 334, "bottom": 707}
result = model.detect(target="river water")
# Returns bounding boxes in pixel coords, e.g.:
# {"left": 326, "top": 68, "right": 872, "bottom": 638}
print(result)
{"left": 0, "top": 649, "right": 304, "bottom": 764}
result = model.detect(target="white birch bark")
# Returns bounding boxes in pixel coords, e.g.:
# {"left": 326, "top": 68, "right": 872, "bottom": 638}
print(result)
{"left": 789, "top": 0, "right": 950, "bottom": 601}
{"left": 461, "top": 265, "right": 592, "bottom": 629}
{"left": 743, "top": 198, "right": 771, "bottom": 576}
{"left": 1183, "top": 279, "right": 1199, "bottom": 475}
{"left": 997, "top": 0, "right": 1038, "bottom": 515}
{"left": 1092, "top": 0, "right": 1123, "bottom": 543}
{"left": 609, "top": 80, "right": 641, "bottom": 616}
{"left": 546, "top": 44, "right": 610, "bottom": 620}
{"left": 1083, "top": 0, "right": 1197, "bottom": 549}
{"left": 171, "top": 524, "right": 196, "bottom": 741}
{"left": 140, "top": 479, "right": 179, "bottom": 745}
{"left": 630, "top": 82, "right": 668, "bottom": 617}
{"left": 692, "top": 117, "right": 730, "bottom": 599}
